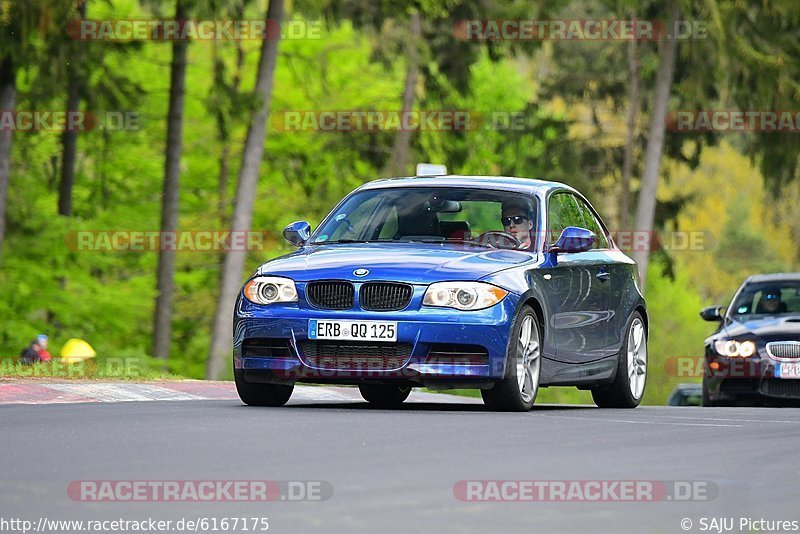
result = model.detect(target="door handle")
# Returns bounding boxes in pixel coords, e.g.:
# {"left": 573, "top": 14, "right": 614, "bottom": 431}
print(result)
{"left": 596, "top": 270, "right": 610, "bottom": 282}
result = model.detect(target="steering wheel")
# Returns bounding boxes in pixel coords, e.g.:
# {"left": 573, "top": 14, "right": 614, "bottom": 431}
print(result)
{"left": 475, "top": 231, "right": 521, "bottom": 249}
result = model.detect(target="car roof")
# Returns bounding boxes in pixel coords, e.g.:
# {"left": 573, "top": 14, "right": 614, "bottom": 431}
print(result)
{"left": 356, "top": 175, "right": 575, "bottom": 196}
{"left": 745, "top": 273, "right": 800, "bottom": 283}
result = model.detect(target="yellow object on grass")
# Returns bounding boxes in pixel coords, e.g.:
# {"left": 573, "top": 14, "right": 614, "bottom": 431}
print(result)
{"left": 60, "top": 338, "right": 97, "bottom": 363}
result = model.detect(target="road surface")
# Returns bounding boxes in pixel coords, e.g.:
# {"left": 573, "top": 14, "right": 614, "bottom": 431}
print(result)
{"left": 1, "top": 382, "right": 799, "bottom": 534}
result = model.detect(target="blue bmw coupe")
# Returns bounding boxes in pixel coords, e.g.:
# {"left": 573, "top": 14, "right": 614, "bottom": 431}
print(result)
{"left": 233, "top": 169, "right": 647, "bottom": 411}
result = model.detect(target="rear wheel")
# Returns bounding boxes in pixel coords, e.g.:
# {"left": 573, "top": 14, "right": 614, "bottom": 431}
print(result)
{"left": 234, "top": 369, "right": 294, "bottom": 407}
{"left": 358, "top": 384, "right": 411, "bottom": 408}
{"left": 592, "top": 312, "right": 646, "bottom": 408}
{"left": 482, "top": 305, "right": 541, "bottom": 412}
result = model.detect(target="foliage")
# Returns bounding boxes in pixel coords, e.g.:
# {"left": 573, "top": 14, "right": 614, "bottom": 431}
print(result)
{"left": 0, "top": 0, "right": 798, "bottom": 407}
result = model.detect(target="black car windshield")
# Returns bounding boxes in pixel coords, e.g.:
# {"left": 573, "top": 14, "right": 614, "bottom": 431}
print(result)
{"left": 310, "top": 187, "right": 538, "bottom": 251}
{"left": 730, "top": 281, "right": 800, "bottom": 318}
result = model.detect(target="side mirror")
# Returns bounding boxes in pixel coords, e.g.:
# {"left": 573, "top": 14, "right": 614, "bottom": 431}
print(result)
{"left": 700, "top": 306, "right": 724, "bottom": 321}
{"left": 550, "top": 226, "right": 596, "bottom": 254}
{"left": 283, "top": 221, "right": 311, "bottom": 247}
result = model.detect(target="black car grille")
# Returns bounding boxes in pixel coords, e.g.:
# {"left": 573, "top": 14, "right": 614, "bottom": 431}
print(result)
{"left": 306, "top": 281, "right": 354, "bottom": 310}
{"left": 242, "top": 338, "right": 294, "bottom": 359}
{"left": 360, "top": 282, "right": 413, "bottom": 311}
{"left": 759, "top": 379, "right": 800, "bottom": 399}
{"left": 425, "top": 344, "right": 489, "bottom": 365}
{"left": 298, "top": 340, "right": 412, "bottom": 371}
{"left": 766, "top": 342, "right": 800, "bottom": 361}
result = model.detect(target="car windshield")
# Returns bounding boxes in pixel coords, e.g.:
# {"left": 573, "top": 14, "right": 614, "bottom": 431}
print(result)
{"left": 310, "top": 187, "right": 538, "bottom": 251}
{"left": 730, "top": 281, "right": 800, "bottom": 319}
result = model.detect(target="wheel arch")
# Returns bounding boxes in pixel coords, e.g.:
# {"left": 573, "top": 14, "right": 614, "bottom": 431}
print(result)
{"left": 635, "top": 304, "right": 649, "bottom": 336}
{"left": 521, "top": 296, "right": 546, "bottom": 339}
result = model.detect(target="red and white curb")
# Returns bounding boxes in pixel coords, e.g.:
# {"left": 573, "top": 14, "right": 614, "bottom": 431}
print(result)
{"left": 0, "top": 381, "right": 477, "bottom": 405}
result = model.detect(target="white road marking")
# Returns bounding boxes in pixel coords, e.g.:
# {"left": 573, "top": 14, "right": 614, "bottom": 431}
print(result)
{"left": 40, "top": 383, "right": 206, "bottom": 402}
{"left": 641, "top": 414, "right": 800, "bottom": 424}
{"left": 539, "top": 414, "right": 742, "bottom": 427}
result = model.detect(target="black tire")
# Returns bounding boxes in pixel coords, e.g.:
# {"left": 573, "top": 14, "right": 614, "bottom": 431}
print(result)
{"left": 358, "top": 384, "right": 411, "bottom": 408}
{"left": 481, "top": 305, "right": 541, "bottom": 412}
{"left": 592, "top": 311, "right": 647, "bottom": 408}
{"left": 702, "top": 379, "right": 736, "bottom": 406}
{"left": 234, "top": 369, "right": 294, "bottom": 407}
{"left": 702, "top": 379, "right": 718, "bottom": 407}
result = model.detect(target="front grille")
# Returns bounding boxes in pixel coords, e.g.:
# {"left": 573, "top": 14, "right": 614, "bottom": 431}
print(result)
{"left": 242, "top": 338, "right": 293, "bottom": 359}
{"left": 360, "top": 282, "right": 413, "bottom": 311}
{"left": 759, "top": 379, "right": 800, "bottom": 398}
{"left": 306, "top": 281, "right": 354, "bottom": 310}
{"left": 426, "top": 344, "right": 489, "bottom": 365}
{"left": 298, "top": 340, "right": 412, "bottom": 370}
{"left": 766, "top": 341, "right": 800, "bottom": 361}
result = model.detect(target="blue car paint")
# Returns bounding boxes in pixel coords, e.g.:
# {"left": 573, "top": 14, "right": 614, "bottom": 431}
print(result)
{"left": 233, "top": 176, "right": 646, "bottom": 389}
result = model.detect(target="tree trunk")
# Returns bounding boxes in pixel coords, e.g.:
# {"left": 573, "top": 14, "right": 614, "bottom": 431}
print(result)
{"left": 632, "top": 4, "right": 680, "bottom": 288}
{"left": 385, "top": 11, "right": 420, "bottom": 177}
{"left": 152, "top": 0, "right": 189, "bottom": 361}
{"left": 0, "top": 55, "right": 16, "bottom": 265}
{"left": 206, "top": 0, "right": 285, "bottom": 379}
{"left": 58, "top": 0, "right": 87, "bottom": 217}
{"left": 620, "top": 36, "right": 639, "bottom": 232}
{"left": 217, "top": 7, "right": 245, "bottom": 224}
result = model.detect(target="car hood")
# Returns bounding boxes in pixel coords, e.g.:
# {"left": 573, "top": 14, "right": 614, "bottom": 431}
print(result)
{"left": 715, "top": 315, "right": 800, "bottom": 342}
{"left": 256, "top": 243, "right": 537, "bottom": 285}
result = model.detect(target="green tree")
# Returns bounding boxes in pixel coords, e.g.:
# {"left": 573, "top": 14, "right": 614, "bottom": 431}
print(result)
{"left": 152, "top": 0, "right": 190, "bottom": 362}
{"left": 207, "top": 0, "right": 286, "bottom": 379}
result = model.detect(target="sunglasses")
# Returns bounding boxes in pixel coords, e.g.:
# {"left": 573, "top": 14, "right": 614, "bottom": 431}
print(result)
{"left": 502, "top": 215, "right": 529, "bottom": 226}
{"left": 765, "top": 293, "right": 780, "bottom": 300}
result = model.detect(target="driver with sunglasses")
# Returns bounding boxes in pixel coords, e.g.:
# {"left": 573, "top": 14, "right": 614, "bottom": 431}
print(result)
{"left": 500, "top": 201, "right": 534, "bottom": 250}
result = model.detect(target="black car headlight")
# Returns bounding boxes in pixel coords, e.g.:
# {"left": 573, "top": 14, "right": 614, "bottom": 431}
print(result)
{"left": 422, "top": 282, "right": 508, "bottom": 311}
{"left": 243, "top": 276, "right": 298, "bottom": 305}
{"left": 713, "top": 339, "right": 756, "bottom": 358}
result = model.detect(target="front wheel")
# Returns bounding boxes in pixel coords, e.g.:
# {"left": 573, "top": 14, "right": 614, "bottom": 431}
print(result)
{"left": 358, "top": 384, "right": 411, "bottom": 408}
{"left": 482, "top": 305, "right": 541, "bottom": 411}
{"left": 234, "top": 370, "right": 294, "bottom": 407}
{"left": 592, "top": 312, "right": 647, "bottom": 408}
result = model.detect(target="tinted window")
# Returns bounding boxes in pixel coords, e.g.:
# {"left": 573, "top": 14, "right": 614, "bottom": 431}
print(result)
{"left": 731, "top": 281, "right": 800, "bottom": 317}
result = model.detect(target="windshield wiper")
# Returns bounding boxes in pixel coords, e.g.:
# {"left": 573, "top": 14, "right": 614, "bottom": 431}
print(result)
{"left": 313, "top": 238, "right": 373, "bottom": 244}
{"left": 413, "top": 238, "right": 491, "bottom": 248}
{"left": 314, "top": 238, "right": 421, "bottom": 244}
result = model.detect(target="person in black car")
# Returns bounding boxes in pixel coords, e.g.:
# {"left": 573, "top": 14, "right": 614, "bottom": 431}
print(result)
{"left": 756, "top": 289, "right": 787, "bottom": 314}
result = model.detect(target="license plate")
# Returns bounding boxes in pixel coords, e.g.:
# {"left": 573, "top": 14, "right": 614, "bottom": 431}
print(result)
{"left": 308, "top": 320, "right": 397, "bottom": 342}
{"left": 775, "top": 362, "right": 800, "bottom": 379}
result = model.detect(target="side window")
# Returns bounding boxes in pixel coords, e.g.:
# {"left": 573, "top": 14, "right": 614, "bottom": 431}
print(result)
{"left": 547, "top": 193, "right": 584, "bottom": 244}
{"left": 574, "top": 197, "right": 609, "bottom": 249}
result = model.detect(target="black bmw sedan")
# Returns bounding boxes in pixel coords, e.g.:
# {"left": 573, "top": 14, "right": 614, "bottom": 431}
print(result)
{"left": 701, "top": 273, "right": 800, "bottom": 406}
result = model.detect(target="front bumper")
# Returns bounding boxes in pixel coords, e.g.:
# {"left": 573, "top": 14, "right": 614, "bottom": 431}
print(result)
{"left": 704, "top": 353, "right": 800, "bottom": 402}
{"left": 233, "top": 286, "right": 519, "bottom": 387}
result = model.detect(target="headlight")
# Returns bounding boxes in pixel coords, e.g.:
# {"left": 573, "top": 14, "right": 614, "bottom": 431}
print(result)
{"left": 422, "top": 282, "right": 508, "bottom": 311}
{"left": 713, "top": 339, "right": 756, "bottom": 358}
{"left": 243, "top": 276, "right": 297, "bottom": 305}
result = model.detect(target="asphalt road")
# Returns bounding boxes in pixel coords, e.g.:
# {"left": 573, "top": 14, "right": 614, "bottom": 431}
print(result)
{"left": 3, "top": 390, "right": 800, "bottom": 534}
